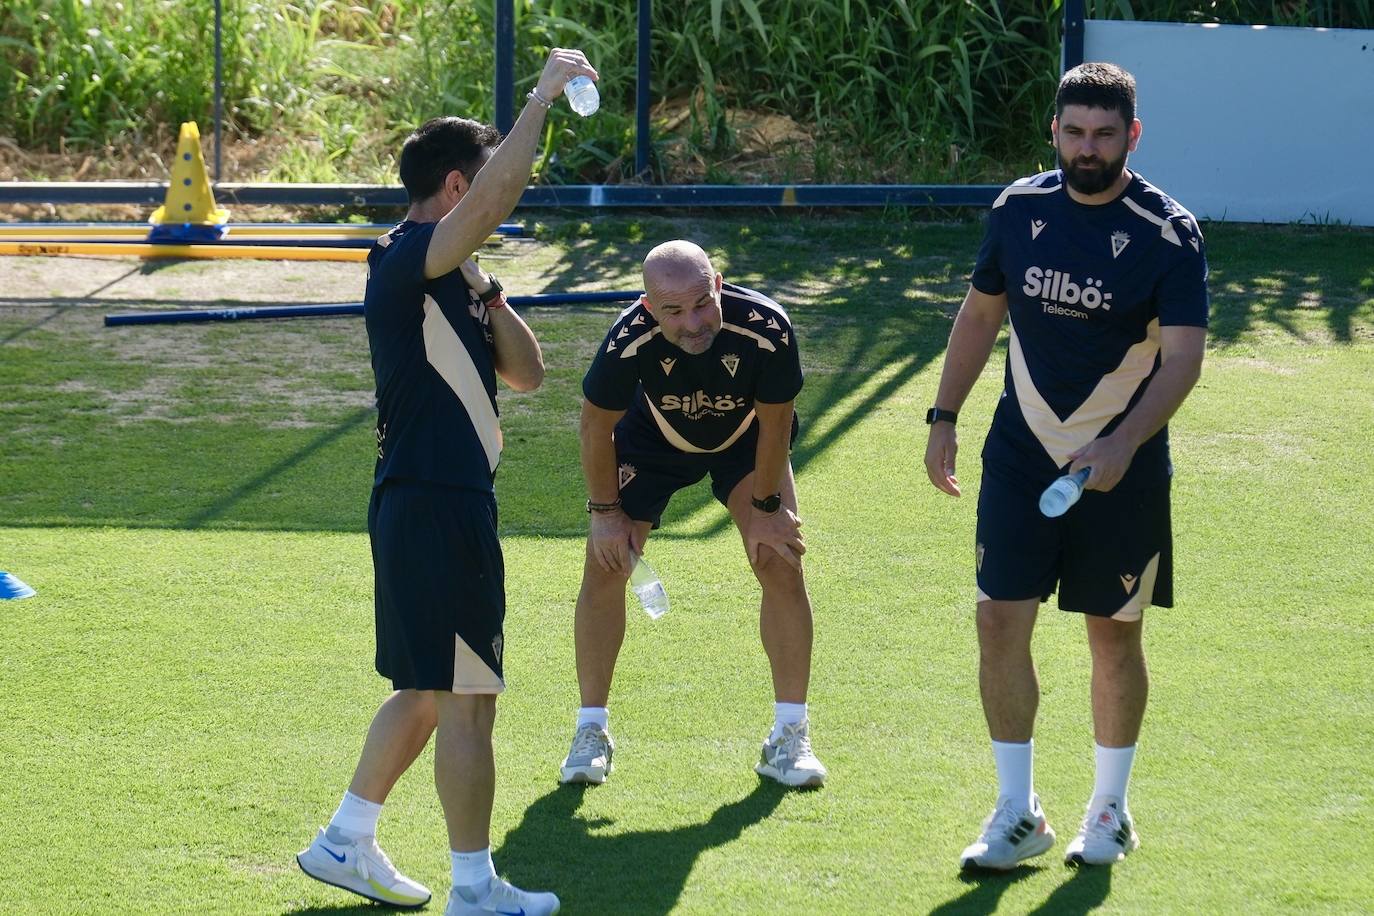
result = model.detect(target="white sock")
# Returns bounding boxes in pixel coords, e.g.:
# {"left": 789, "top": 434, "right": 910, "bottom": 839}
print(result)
{"left": 991, "top": 739, "right": 1035, "bottom": 812}
{"left": 1092, "top": 742, "right": 1137, "bottom": 811}
{"left": 770, "top": 702, "right": 807, "bottom": 741}
{"left": 577, "top": 707, "right": 609, "bottom": 731}
{"left": 451, "top": 847, "right": 497, "bottom": 894}
{"left": 327, "top": 790, "right": 382, "bottom": 839}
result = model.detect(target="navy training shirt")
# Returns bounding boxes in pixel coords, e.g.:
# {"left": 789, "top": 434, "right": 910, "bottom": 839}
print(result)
{"left": 582, "top": 282, "right": 802, "bottom": 453}
{"left": 364, "top": 220, "right": 503, "bottom": 493}
{"left": 971, "top": 169, "right": 1208, "bottom": 481}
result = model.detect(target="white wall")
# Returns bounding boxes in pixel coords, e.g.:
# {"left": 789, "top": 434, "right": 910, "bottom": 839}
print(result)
{"left": 1083, "top": 20, "right": 1374, "bottom": 226}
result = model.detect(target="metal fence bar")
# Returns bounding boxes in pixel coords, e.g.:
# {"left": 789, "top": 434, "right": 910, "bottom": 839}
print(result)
{"left": 0, "top": 182, "right": 1000, "bottom": 208}
{"left": 104, "top": 289, "right": 645, "bottom": 327}
{"left": 636, "top": 0, "right": 652, "bottom": 179}
{"left": 1063, "top": 0, "right": 1086, "bottom": 71}
{"left": 495, "top": 0, "right": 515, "bottom": 134}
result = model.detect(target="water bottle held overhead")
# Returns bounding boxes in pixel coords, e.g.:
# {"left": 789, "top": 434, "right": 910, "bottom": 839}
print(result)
{"left": 1039, "top": 467, "right": 1092, "bottom": 518}
{"left": 564, "top": 75, "right": 599, "bottom": 117}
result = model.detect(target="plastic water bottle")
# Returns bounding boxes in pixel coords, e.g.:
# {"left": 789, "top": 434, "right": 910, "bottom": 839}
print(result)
{"left": 564, "top": 76, "right": 600, "bottom": 117}
{"left": 1039, "top": 467, "right": 1092, "bottom": 518}
{"left": 628, "top": 553, "right": 669, "bottom": 619}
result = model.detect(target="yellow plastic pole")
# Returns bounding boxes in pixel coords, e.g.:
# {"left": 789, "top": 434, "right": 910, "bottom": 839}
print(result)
{"left": 0, "top": 241, "right": 368, "bottom": 262}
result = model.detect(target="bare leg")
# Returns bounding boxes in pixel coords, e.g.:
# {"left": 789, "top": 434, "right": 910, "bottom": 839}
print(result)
{"left": 1085, "top": 615, "right": 1148, "bottom": 746}
{"left": 727, "top": 466, "right": 812, "bottom": 703}
{"left": 976, "top": 599, "right": 1040, "bottom": 743}
{"left": 347, "top": 689, "right": 437, "bottom": 803}
{"left": 433, "top": 691, "right": 498, "bottom": 852}
{"left": 574, "top": 521, "right": 652, "bottom": 707}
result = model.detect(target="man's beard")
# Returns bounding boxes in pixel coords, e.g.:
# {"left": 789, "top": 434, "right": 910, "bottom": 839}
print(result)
{"left": 1060, "top": 150, "right": 1126, "bottom": 196}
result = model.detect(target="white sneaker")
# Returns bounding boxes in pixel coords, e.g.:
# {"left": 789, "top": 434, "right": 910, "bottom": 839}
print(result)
{"left": 559, "top": 722, "right": 614, "bottom": 784}
{"left": 960, "top": 795, "right": 1056, "bottom": 870}
{"left": 1065, "top": 797, "right": 1139, "bottom": 865}
{"left": 296, "top": 826, "right": 431, "bottom": 908}
{"left": 755, "top": 719, "right": 827, "bottom": 788}
{"left": 446, "top": 876, "right": 560, "bottom": 915}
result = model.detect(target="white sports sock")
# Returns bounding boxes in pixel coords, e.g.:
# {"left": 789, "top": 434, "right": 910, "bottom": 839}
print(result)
{"left": 991, "top": 739, "right": 1035, "bottom": 812}
{"left": 1092, "top": 742, "right": 1137, "bottom": 811}
{"left": 451, "top": 847, "right": 497, "bottom": 896}
{"left": 770, "top": 702, "right": 807, "bottom": 741}
{"left": 577, "top": 707, "right": 609, "bottom": 731}
{"left": 327, "top": 790, "right": 382, "bottom": 839}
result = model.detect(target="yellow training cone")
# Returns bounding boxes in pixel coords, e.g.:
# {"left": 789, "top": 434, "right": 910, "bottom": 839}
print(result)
{"left": 150, "top": 122, "right": 229, "bottom": 228}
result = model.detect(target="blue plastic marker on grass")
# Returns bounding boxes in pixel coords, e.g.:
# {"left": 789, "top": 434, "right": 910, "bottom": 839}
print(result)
{"left": 0, "top": 572, "right": 36, "bottom": 599}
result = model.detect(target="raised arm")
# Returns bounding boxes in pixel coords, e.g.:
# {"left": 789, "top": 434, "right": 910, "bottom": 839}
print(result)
{"left": 423, "top": 48, "right": 597, "bottom": 280}
{"left": 923, "top": 284, "right": 1009, "bottom": 496}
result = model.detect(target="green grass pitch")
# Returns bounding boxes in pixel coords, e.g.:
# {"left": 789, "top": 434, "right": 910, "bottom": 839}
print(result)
{"left": 1, "top": 215, "right": 1371, "bottom": 913}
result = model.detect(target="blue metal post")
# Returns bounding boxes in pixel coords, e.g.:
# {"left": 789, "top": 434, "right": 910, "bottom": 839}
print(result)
{"left": 495, "top": 0, "right": 515, "bottom": 133}
{"left": 1063, "top": 0, "right": 1086, "bottom": 72}
{"left": 635, "top": 0, "right": 652, "bottom": 179}
{"left": 214, "top": 0, "right": 223, "bottom": 182}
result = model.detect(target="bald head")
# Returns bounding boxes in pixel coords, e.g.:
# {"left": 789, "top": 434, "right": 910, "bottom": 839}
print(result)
{"left": 641, "top": 239, "right": 724, "bottom": 355}
{"left": 643, "top": 240, "right": 715, "bottom": 299}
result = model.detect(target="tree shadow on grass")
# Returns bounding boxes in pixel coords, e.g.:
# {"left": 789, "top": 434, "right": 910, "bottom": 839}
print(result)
{"left": 491, "top": 780, "right": 787, "bottom": 915}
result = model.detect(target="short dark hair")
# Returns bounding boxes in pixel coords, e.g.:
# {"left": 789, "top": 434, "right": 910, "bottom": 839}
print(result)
{"left": 1056, "top": 62, "right": 1136, "bottom": 126}
{"left": 398, "top": 117, "right": 501, "bottom": 204}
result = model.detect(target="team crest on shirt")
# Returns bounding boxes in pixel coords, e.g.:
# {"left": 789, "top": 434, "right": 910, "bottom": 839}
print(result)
{"left": 618, "top": 463, "right": 637, "bottom": 489}
{"left": 1111, "top": 231, "right": 1131, "bottom": 258}
{"left": 1119, "top": 573, "right": 1138, "bottom": 595}
{"left": 1031, "top": 219, "right": 1047, "bottom": 240}
{"left": 976, "top": 542, "right": 986, "bottom": 572}
{"left": 491, "top": 634, "right": 503, "bottom": 665}
{"left": 720, "top": 353, "right": 741, "bottom": 377}
{"left": 659, "top": 357, "right": 676, "bottom": 376}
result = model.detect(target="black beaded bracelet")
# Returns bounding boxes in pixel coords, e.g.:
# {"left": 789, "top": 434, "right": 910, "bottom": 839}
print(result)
{"left": 586, "top": 498, "right": 622, "bottom": 513}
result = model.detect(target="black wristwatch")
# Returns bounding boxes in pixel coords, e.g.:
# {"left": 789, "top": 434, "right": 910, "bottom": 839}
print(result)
{"left": 925, "top": 407, "right": 958, "bottom": 426}
{"left": 751, "top": 493, "right": 782, "bottom": 514}
{"left": 476, "top": 275, "right": 503, "bottom": 304}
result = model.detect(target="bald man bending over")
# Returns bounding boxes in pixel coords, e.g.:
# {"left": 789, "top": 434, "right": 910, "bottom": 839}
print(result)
{"left": 559, "top": 240, "right": 827, "bottom": 788}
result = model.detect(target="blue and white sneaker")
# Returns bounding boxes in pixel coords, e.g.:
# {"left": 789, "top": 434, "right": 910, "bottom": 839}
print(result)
{"left": 755, "top": 719, "right": 827, "bottom": 788}
{"left": 445, "top": 876, "right": 560, "bottom": 915}
{"left": 296, "top": 826, "right": 431, "bottom": 908}
{"left": 960, "top": 794, "right": 1056, "bottom": 870}
{"left": 1065, "top": 797, "right": 1139, "bottom": 865}
{"left": 559, "top": 723, "right": 614, "bottom": 785}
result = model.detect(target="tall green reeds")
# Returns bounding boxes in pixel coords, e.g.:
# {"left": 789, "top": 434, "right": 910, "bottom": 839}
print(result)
{"left": 0, "top": 1, "right": 1369, "bottom": 184}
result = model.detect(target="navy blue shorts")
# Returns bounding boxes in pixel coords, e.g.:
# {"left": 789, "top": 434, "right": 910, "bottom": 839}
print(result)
{"left": 975, "top": 459, "right": 1173, "bottom": 619}
{"left": 368, "top": 479, "right": 506, "bottom": 692}
{"left": 614, "top": 413, "right": 799, "bottom": 527}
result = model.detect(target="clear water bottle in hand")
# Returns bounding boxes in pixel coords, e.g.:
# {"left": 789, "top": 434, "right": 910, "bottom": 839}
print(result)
{"left": 1039, "top": 467, "right": 1092, "bottom": 518}
{"left": 564, "top": 75, "right": 600, "bottom": 117}
{"left": 628, "top": 553, "right": 669, "bottom": 619}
